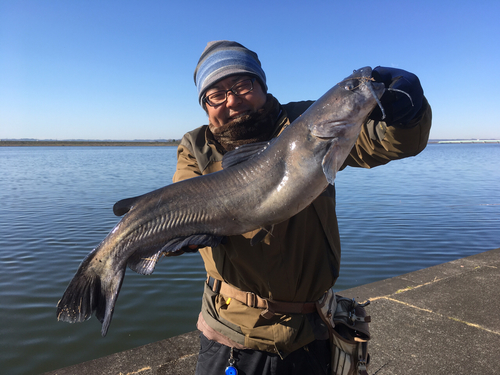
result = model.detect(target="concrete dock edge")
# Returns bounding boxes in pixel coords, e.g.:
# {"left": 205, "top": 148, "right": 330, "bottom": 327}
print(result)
{"left": 44, "top": 248, "right": 500, "bottom": 375}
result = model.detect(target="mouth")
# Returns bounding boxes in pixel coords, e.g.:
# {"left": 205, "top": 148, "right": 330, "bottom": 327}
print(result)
{"left": 228, "top": 110, "right": 251, "bottom": 120}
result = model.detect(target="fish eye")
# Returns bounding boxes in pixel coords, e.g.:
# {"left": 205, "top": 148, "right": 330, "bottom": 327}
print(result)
{"left": 344, "top": 79, "right": 359, "bottom": 91}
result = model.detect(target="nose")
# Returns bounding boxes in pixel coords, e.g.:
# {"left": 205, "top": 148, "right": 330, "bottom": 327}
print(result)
{"left": 225, "top": 91, "right": 242, "bottom": 107}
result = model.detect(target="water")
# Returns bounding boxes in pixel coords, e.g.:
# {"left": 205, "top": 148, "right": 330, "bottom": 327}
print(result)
{"left": 0, "top": 144, "right": 499, "bottom": 374}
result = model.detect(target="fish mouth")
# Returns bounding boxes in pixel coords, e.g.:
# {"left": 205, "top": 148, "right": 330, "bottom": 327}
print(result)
{"left": 338, "top": 74, "right": 386, "bottom": 120}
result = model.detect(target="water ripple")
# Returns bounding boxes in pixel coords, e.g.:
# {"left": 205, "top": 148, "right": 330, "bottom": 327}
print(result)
{"left": 0, "top": 144, "right": 499, "bottom": 374}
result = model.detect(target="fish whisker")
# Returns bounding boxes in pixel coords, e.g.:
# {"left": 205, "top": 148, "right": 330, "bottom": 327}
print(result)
{"left": 387, "top": 87, "right": 414, "bottom": 107}
{"left": 367, "top": 80, "right": 386, "bottom": 120}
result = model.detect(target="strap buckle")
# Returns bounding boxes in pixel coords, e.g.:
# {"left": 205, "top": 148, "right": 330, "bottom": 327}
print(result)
{"left": 206, "top": 276, "right": 221, "bottom": 293}
{"left": 245, "top": 292, "right": 257, "bottom": 308}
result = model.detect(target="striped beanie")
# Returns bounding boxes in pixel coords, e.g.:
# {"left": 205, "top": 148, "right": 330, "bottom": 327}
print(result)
{"left": 194, "top": 41, "right": 267, "bottom": 106}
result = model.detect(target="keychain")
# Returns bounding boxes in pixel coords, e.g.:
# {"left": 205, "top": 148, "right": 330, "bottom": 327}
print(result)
{"left": 225, "top": 347, "right": 238, "bottom": 375}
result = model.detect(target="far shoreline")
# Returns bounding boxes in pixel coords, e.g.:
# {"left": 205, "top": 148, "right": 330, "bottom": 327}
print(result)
{"left": 0, "top": 140, "right": 180, "bottom": 147}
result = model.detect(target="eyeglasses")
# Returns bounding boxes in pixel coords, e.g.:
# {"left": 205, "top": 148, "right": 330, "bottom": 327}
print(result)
{"left": 203, "top": 78, "right": 256, "bottom": 107}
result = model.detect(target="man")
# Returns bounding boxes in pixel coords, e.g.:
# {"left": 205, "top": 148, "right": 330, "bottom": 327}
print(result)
{"left": 173, "top": 41, "right": 432, "bottom": 375}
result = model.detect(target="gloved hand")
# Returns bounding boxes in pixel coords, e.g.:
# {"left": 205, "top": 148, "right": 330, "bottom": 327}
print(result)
{"left": 163, "top": 244, "right": 200, "bottom": 257}
{"left": 369, "top": 66, "right": 424, "bottom": 127}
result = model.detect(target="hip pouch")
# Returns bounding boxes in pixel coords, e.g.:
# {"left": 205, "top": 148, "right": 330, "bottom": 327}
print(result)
{"left": 316, "top": 289, "right": 371, "bottom": 375}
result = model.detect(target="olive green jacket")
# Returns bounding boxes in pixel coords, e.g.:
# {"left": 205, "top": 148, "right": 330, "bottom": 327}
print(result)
{"left": 173, "top": 97, "right": 432, "bottom": 355}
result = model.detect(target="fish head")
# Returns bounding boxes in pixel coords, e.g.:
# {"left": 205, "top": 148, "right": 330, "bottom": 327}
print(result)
{"left": 339, "top": 67, "right": 386, "bottom": 119}
{"left": 305, "top": 67, "right": 386, "bottom": 184}
{"left": 308, "top": 67, "right": 385, "bottom": 140}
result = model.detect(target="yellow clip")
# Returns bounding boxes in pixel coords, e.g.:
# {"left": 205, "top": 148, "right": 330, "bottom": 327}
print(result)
{"left": 226, "top": 298, "right": 232, "bottom": 305}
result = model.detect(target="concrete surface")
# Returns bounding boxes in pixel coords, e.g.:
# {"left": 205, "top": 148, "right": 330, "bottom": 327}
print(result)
{"left": 43, "top": 247, "right": 500, "bottom": 375}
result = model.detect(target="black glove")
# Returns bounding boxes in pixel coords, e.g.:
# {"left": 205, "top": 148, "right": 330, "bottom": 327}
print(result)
{"left": 369, "top": 66, "right": 424, "bottom": 127}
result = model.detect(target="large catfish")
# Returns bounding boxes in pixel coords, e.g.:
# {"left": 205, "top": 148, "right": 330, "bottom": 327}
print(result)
{"left": 57, "top": 67, "right": 385, "bottom": 336}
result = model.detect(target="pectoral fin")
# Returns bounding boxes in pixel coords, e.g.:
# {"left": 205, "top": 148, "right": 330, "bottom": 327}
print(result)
{"left": 322, "top": 140, "right": 342, "bottom": 185}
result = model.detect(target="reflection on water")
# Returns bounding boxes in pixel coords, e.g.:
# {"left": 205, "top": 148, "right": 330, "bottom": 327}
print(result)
{"left": 0, "top": 144, "right": 499, "bottom": 374}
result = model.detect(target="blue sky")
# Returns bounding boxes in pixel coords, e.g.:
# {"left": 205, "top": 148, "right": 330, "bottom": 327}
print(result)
{"left": 1, "top": 0, "right": 499, "bottom": 140}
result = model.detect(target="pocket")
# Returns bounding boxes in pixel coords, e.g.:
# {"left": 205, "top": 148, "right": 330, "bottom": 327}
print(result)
{"left": 195, "top": 333, "right": 229, "bottom": 375}
{"left": 198, "top": 332, "right": 223, "bottom": 357}
{"left": 315, "top": 291, "right": 371, "bottom": 375}
{"left": 330, "top": 329, "right": 367, "bottom": 375}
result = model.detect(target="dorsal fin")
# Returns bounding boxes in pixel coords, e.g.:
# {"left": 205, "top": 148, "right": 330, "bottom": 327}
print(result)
{"left": 113, "top": 196, "right": 142, "bottom": 216}
{"left": 221, "top": 140, "right": 272, "bottom": 169}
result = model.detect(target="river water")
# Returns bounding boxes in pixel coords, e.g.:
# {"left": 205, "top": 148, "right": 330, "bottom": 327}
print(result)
{"left": 1, "top": 143, "right": 499, "bottom": 374}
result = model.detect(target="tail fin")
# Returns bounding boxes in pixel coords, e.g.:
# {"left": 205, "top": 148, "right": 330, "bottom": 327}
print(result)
{"left": 56, "top": 265, "right": 125, "bottom": 337}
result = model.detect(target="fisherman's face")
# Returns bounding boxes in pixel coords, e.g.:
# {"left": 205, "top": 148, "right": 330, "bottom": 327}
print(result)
{"left": 204, "top": 75, "right": 267, "bottom": 128}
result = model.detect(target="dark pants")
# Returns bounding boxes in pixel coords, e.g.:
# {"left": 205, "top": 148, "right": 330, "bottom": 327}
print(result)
{"left": 195, "top": 333, "right": 331, "bottom": 375}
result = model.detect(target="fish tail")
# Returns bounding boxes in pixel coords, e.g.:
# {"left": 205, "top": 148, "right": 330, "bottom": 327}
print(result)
{"left": 56, "top": 264, "right": 125, "bottom": 337}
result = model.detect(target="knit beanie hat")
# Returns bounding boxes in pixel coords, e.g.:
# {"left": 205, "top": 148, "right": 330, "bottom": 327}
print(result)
{"left": 194, "top": 41, "right": 267, "bottom": 106}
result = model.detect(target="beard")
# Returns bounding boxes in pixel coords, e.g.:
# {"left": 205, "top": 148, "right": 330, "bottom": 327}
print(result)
{"left": 209, "top": 94, "right": 280, "bottom": 152}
